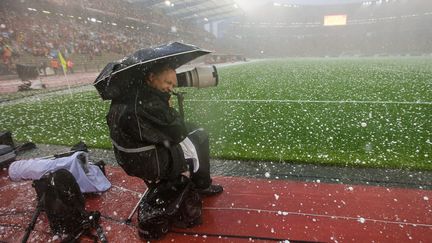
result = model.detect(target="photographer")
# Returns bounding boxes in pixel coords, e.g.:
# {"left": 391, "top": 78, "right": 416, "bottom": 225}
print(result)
{"left": 106, "top": 62, "right": 223, "bottom": 196}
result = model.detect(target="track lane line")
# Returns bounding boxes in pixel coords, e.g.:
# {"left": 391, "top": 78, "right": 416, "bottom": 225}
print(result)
{"left": 204, "top": 206, "right": 432, "bottom": 228}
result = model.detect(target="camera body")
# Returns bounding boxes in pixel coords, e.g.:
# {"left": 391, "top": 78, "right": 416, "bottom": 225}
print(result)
{"left": 176, "top": 65, "right": 218, "bottom": 88}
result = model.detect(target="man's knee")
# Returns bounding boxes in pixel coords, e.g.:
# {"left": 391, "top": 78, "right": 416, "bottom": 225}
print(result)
{"left": 188, "top": 128, "right": 208, "bottom": 145}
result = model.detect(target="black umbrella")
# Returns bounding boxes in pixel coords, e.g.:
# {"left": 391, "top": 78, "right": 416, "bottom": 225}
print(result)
{"left": 94, "top": 42, "right": 211, "bottom": 100}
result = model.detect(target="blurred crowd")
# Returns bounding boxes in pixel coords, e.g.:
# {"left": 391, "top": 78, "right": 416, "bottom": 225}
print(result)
{"left": 218, "top": 0, "right": 432, "bottom": 57}
{"left": 0, "top": 0, "right": 216, "bottom": 74}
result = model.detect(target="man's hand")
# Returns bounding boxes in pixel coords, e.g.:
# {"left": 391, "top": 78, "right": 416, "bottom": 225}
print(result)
{"left": 169, "top": 96, "right": 174, "bottom": 107}
{"left": 181, "top": 170, "right": 190, "bottom": 178}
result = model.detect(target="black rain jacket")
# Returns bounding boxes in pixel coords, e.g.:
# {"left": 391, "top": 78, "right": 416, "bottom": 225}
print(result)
{"left": 106, "top": 82, "right": 188, "bottom": 182}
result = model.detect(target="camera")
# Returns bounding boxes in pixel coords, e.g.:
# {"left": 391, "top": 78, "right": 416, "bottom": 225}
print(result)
{"left": 176, "top": 65, "right": 218, "bottom": 88}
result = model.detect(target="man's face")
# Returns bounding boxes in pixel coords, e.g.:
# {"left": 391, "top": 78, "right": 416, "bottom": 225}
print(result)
{"left": 147, "top": 68, "right": 177, "bottom": 93}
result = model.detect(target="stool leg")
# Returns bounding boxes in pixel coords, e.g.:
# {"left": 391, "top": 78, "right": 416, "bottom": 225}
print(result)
{"left": 125, "top": 187, "right": 150, "bottom": 224}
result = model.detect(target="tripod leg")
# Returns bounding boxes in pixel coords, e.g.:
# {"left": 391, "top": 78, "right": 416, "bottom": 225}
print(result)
{"left": 21, "top": 195, "right": 44, "bottom": 243}
{"left": 96, "top": 224, "right": 108, "bottom": 243}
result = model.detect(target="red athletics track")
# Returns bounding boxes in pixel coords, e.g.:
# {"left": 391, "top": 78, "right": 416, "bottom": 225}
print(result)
{"left": 0, "top": 72, "right": 98, "bottom": 94}
{"left": 1, "top": 166, "right": 431, "bottom": 242}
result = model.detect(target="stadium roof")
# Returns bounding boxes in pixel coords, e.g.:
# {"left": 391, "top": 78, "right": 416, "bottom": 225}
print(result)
{"left": 129, "top": 0, "right": 394, "bottom": 23}
{"left": 131, "top": 0, "right": 244, "bottom": 23}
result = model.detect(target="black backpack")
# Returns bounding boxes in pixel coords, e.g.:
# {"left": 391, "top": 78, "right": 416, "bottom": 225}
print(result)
{"left": 137, "top": 176, "right": 202, "bottom": 240}
{"left": 30, "top": 169, "right": 107, "bottom": 243}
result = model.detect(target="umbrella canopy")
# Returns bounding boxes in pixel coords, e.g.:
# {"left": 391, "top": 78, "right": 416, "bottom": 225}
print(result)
{"left": 94, "top": 42, "right": 211, "bottom": 100}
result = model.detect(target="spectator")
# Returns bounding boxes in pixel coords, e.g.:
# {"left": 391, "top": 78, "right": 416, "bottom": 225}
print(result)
{"left": 1, "top": 41, "right": 14, "bottom": 72}
{"left": 50, "top": 57, "right": 59, "bottom": 75}
{"left": 39, "top": 61, "right": 47, "bottom": 76}
{"left": 67, "top": 59, "right": 74, "bottom": 74}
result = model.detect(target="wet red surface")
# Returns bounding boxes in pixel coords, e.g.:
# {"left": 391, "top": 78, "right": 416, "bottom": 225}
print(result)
{"left": 1, "top": 166, "right": 431, "bottom": 242}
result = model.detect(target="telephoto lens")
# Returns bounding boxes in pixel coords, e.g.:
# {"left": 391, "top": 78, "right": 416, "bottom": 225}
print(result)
{"left": 176, "top": 65, "right": 218, "bottom": 88}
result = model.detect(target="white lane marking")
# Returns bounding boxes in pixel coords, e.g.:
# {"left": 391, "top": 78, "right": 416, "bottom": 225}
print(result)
{"left": 112, "top": 185, "right": 142, "bottom": 195}
{"left": 105, "top": 185, "right": 432, "bottom": 228}
{"left": 204, "top": 206, "right": 432, "bottom": 228}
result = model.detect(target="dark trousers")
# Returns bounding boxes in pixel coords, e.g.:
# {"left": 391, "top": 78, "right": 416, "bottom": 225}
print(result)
{"left": 187, "top": 129, "right": 212, "bottom": 189}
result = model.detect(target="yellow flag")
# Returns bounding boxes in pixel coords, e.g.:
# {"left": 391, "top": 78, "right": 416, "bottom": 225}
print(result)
{"left": 58, "top": 51, "right": 67, "bottom": 73}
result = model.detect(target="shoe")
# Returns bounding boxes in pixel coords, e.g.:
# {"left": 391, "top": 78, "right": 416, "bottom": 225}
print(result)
{"left": 197, "top": 184, "right": 223, "bottom": 196}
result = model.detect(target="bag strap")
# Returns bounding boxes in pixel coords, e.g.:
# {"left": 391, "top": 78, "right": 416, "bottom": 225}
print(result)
{"left": 14, "top": 142, "right": 36, "bottom": 153}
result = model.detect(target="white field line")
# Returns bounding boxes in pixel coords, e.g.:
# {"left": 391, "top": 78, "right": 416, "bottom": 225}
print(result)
{"left": 187, "top": 99, "right": 432, "bottom": 105}
{"left": 204, "top": 206, "right": 432, "bottom": 228}
{"left": 369, "top": 66, "right": 432, "bottom": 76}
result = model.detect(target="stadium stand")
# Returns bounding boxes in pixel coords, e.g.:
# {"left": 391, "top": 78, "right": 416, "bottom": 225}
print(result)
{"left": 1, "top": 0, "right": 430, "bottom": 78}
{"left": 0, "top": 0, "right": 218, "bottom": 77}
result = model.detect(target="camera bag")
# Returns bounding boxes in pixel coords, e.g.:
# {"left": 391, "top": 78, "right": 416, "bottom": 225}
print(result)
{"left": 138, "top": 176, "right": 202, "bottom": 240}
{"left": 32, "top": 169, "right": 107, "bottom": 242}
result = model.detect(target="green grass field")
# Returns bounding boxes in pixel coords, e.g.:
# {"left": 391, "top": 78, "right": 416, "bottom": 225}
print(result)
{"left": 1, "top": 57, "right": 431, "bottom": 170}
